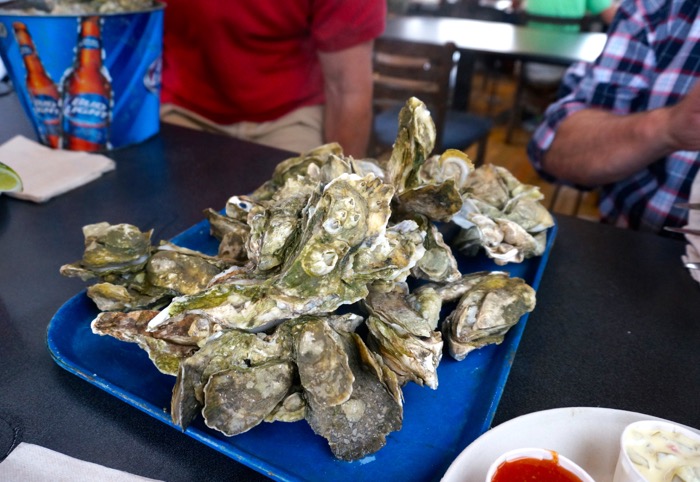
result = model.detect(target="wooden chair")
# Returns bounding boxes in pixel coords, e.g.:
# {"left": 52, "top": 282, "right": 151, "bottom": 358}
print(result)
{"left": 504, "top": 12, "right": 587, "bottom": 144}
{"left": 370, "top": 38, "right": 493, "bottom": 165}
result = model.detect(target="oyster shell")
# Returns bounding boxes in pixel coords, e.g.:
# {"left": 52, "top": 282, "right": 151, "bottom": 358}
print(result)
{"left": 295, "top": 317, "right": 355, "bottom": 407}
{"left": 264, "top": 389, "right": 307, "bottom": 423}
{"left": 304, "top": 325, "right": 403, "bottom": 461}
{"left": 250, "top": 143, "right": 345, "bottom": 201}
{"left": 394, "top": 180, "right": 463, "bottom": 222}
{"left": 203, "top": 208, "right": 250, "bottom": 264}
{"left": 203, "top": 360, "right": 296, "bottom": 436}
{"left": 385, "top": 100, "right": 472, "bottom": 222}
{"left": 366, "top": 315, "right": 443, "bottom": 389}
{"left": 150, "top": 173, "right": 406, "bottom": 333}
{"left": 60, "top": 222, "right": 152, "bottom": 280}
{"left": 90, "top": 310, "right": 217, "bottom": 375}
{"left": 441, "top": 272, "right": 536, "bottom": 361}
{"left": 386, "top": 97, "right": 436, "bottom": 194}
{"left": 420, "top": 149, "right": 474, "bottom": 191}
{"left": 171, "top": 328, "right": 291, "bottom": 428}
{"left": 246, "top": 174, "right": 320, "bottom": 272}
{"left": 147, "top": 249, "right": 223, "bottom": 295}
{"left": 451, "top": 164, "right": 554, "bottom": 265}
{"left": 86, "top": 281, "right": 172, "bottom": 312}
{"left": 409, "top": 215, "right": 461, "bottom": 283}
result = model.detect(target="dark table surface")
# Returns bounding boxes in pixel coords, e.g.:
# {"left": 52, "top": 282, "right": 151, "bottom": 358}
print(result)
{"left": 1, "top": 93, "right": 699, "bottom": 481}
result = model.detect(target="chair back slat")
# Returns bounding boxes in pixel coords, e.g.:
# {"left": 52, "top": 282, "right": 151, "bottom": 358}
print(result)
{"left": 372, "top": 38, "right": 458, "bottom": 141}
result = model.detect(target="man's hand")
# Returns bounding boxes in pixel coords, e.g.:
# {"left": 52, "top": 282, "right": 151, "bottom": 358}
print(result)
{"left": 665, "top": 80, "right": 700, "bottom": 153}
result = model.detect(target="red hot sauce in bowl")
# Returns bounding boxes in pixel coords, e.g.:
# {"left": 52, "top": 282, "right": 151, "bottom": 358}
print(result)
{"left": 491, "top": 453, "right": 584, "bottom": 482}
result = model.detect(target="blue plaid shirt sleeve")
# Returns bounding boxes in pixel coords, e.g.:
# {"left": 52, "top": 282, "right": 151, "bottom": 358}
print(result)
{"left": 526, "top": 0, "right": 700, "bottom": 232}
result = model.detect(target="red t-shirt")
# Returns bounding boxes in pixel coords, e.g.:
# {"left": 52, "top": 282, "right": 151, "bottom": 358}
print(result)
{"left": 161, "top": 0, "right": 386, "bottom": 124}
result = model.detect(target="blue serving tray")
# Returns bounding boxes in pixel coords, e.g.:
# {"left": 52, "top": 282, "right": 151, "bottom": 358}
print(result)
{"left": 47, "top": 217, "right": 558, "bottom": 482}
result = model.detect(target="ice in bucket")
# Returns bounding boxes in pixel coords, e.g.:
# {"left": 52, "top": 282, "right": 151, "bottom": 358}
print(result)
{"left": 0, "top": 2, "right": 163, "bottom": 151}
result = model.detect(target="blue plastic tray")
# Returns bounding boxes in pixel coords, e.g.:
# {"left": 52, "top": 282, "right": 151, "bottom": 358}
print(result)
{"left": 47, "top": 218, "right": 557, "bottom": 482}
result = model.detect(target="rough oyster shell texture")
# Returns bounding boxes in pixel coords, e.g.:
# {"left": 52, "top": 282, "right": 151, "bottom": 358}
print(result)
{"left": 62, "top": 97, "right": 552, "bottom": 461}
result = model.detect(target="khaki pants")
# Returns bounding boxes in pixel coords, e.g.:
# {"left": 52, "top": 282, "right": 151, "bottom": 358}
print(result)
{"left": 160, "top": 103, "right": 324, "bottom": 154}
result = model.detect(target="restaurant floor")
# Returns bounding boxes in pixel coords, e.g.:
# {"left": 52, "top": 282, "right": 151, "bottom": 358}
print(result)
{"left": 463, "top": 69, "right": 600, "bottom": 222}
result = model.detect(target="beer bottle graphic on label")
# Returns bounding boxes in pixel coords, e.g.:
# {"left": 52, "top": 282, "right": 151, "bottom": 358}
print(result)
{"left": 61, "top": 16, "right": 113, "bottom": 151}
{"left": 13, "top": 22, "right": 61, "bottom": 149}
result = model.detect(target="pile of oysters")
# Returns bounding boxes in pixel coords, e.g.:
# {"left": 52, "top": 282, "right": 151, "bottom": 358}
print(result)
{"left": 60, "top": 98, "right": 554, "bottom": 461}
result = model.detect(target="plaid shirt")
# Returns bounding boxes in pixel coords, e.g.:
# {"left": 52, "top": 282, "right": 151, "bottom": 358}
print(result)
{"left": 528, "top": 0, "right": 700, "bottom": 233}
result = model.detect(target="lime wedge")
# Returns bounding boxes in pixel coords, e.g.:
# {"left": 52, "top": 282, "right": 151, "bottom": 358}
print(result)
{"left": 0, "top": 162, "right": 23, "bottom": 193}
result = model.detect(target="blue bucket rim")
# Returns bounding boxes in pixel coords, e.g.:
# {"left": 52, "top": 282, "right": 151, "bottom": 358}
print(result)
{"left": 0, "top": 0, "right": 164, "bottom": 18}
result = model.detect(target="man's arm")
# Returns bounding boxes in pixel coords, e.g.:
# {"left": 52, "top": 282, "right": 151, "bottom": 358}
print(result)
{"left": 543, "top": 79, "right": 700, "bottom": 186}
{"left": 318, "top": 40, "right": 374, "bottom": 159}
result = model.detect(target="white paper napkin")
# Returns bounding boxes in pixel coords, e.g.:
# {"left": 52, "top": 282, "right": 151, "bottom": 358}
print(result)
{"left": 0, "top": 442, "right": 162, "bottom": 481}
{"left": 681, "top": 170, "right": 700, "bottom": 284}
{"left": 0, "top": 135, "right": 115, "bottom": 203}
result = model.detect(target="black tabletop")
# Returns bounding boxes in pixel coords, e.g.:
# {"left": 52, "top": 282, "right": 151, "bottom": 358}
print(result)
{"left": 1, "top": 96, "right": 699, "bottom": 481}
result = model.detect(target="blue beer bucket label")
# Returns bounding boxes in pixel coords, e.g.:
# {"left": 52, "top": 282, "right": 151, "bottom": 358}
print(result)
{"left": 0, "top": 4, "right": 164, "bottom": 151}
{"left": 31, "top": 92, "right": 61, "bottom": 145}
{"left": 64, "top": 92, "right": 110, "bottom": 146}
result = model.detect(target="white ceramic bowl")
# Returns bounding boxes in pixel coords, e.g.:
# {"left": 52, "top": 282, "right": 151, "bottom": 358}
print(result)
{"left": 613, "top": 420, "right": 700, "bottom": 482}
{"left": 485, "top": 447, "right": 596, "bottom": 482}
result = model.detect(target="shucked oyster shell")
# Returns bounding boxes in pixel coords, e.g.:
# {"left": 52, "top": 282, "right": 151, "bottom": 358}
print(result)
{"left": 452, "top": 164, "right": 554, "bottom": 265}
{"left": 202, "top": 360, "right": 296, "bottom": 436}
{"left": 385, "top": 99, "right": 471, "bottom": 222}
{"left": 149, "top": 173, "right": 426, "bottom": 333}
{"left": 246, "top": 174, "right": 320, "bottom": 272}
{"left": 362, "top": 283, "right": 444, "bottom": 389}
{"left": 61, "top": 222, "right": 231, "bottom": 310}
{"left": 91, "top": 310, "right": 219, "bottom": 375}
{"left": 171, "top": 328, "right": 292, "bottom": 429}
{"left": 60, "top": 222, "right": 153, "bottom": 280}
{"left": 304, "top": 321, "right": 403, "bottom": 461}
{"left": 441, "top": 272, "right": 536, "bottom": 361}
{"left": 408, "top": 214, "right": 461, "bottom": 283}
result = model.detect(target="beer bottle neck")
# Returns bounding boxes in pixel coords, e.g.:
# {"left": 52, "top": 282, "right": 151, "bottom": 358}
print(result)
{"left": 77, "top": 36, "right": 103, "bottom": 68}
{"left": 23, "top": 54, "right": 44, "bottom": 72}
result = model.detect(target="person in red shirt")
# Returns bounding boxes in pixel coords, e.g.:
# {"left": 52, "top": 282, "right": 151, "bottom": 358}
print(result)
{"left": 160, "top": 0, "right": 386, "bottom": 158}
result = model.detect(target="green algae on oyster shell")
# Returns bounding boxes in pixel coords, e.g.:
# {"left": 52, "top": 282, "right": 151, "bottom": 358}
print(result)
{"left": 386, "top": 97, "right": 436, "bottom": 194}
{"left": 86, "top": 281, "right": 172, "bottom": 312}
{"left": 59, "top": 222, "right": 153, "bottom": 280}
{"left": 61, "top": 222, "right": 231, "bottom": 311}
{"left": 147, "top": 247, "right": 223, "bottom": 295}
{"left": 149, "top": 173, "right": 424, "bottom": 333}
{"left": 385, "top": 99, "right": 473, "bottom": 222}
{"left": 250, "top": 143, "right": 345, "bottom": 201}
{"left": 441, "top": 272, "right": 536, "bottom": 361}
{"left": 246, "top": 174, "right": 321, "bottom": 272}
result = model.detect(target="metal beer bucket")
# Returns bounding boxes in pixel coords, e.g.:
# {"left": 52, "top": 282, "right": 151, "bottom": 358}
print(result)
{"left": 0, "top": 3, "right": 163, "bottom": 151}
